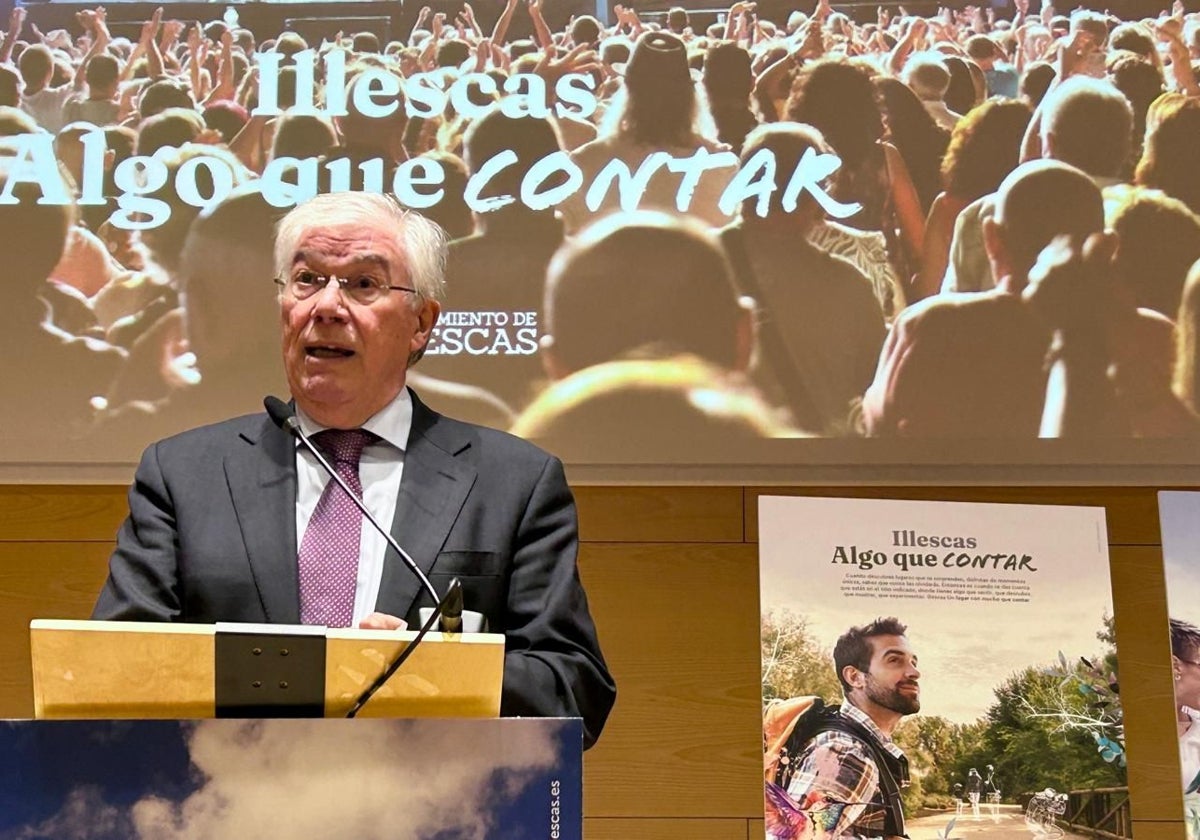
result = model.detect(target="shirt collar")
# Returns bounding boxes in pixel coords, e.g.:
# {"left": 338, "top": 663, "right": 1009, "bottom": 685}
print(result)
{"left": 294, "top": 387, "right": 413, "bottom": 453}
{"left": 839, "top": 699, "right": 907, "bottom": 760}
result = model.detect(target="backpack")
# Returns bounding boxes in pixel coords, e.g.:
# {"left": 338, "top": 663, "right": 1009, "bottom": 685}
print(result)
{"left": 763, "top": 696, "right": 909, "bottom": 838}
{"left": 720, "top": 226, "right": 826, "bottom": 434}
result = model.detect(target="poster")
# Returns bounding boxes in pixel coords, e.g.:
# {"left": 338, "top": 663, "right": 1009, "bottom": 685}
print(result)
{"left": 0, "top": 717, "right": 582, "bottom": 840}
{"left": 759, "top": 496, "right": 1119, "bottom": 840}
{"left": 1158, "top": 491, "right": 1200, "bottom": 840}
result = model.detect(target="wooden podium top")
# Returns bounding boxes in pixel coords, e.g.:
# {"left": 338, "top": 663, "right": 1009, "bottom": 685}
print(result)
{"left": 30, "top": 619, "right": 505, "bottom": 720}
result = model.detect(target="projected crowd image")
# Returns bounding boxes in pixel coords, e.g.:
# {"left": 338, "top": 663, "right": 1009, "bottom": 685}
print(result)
{"left": 4, "top": 0, "right": 1200, "bottom": 471}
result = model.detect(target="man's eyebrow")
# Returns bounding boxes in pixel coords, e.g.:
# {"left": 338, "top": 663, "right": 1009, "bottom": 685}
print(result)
{"left": 881, "top": 647, "right": 915, "bottom": 660}
{"left": 290, "top": 252, "right": 392, "bottom": 269}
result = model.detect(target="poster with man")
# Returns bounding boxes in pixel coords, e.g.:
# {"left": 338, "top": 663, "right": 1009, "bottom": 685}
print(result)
{"left": 759, "top": 496, "right": 1120, "bottom": 840}
{"left": 1157, "top": 491, "right": 1200, "bottom": 840}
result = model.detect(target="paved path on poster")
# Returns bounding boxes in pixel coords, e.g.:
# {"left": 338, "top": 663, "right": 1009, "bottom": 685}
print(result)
{"left": 908, "top": 806, "right": 1086, "bottom": 839}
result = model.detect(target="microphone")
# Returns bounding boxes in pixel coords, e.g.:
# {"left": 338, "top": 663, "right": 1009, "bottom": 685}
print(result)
{"left": 264, "top": 395, "right": 302, "bottom": 435}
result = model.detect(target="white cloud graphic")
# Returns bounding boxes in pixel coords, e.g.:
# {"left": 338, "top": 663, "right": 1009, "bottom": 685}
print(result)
{"left": 14, "top": 786, "right": 125, "bottom": 840}
{"left": 130, "top": 719, "right": 560, "bottom": 840}
{"left": 9, "top": 719, "right": 563, "bottom": 840}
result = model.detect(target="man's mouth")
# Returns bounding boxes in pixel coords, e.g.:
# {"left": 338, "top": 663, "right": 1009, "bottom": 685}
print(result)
{"left": 306, "top": 344, "right": 355, "bottom": 359}
{"left": 899, "top": 683, "right": 919, "bottom": 693}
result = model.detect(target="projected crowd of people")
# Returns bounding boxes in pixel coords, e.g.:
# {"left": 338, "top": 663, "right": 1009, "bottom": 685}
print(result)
{"left": 4, "top": 0, "right": 1200, "bottom": 461}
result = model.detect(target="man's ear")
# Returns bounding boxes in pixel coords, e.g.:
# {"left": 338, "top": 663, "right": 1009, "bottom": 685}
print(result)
{"left": 842, "top": 664, "right": 865, "bottom": 691}
{"left": 417, "top": 298, "right": 440, "bottom": 339}
{"left": 409, "top": 299, "right": 441, "bottom": 362}
{"left": 1174, "top": 654, "right": 1185, "bottom": 683}
{"left": 406, "top": 299, "right": 440, "bottom": 366}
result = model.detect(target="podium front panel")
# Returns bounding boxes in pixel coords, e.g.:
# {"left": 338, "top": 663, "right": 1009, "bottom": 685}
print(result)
{"left": 0, "top": 717, "right": 583, "bottom": 839}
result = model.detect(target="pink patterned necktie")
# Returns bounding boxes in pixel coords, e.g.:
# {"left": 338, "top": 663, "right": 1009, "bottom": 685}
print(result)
{"left": 298, "top": 428, "right": 377, "bottom": 628}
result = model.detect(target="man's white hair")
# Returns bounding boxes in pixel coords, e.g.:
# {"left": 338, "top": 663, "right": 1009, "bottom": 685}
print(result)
{"left": 273, "top": 192, "right": 448, "bottom": 306}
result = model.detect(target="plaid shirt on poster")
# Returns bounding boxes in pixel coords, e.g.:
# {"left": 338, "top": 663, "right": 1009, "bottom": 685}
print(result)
{"left": 785, "top": 700, "right": 908, "bottom": 839}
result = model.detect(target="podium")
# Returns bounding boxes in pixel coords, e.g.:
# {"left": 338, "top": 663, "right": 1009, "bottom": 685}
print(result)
{"left": 30, "top": 619, "right": 506, "bottom": 719}
{"left": 18, "top": 620, "right": 583, "bottom": 838}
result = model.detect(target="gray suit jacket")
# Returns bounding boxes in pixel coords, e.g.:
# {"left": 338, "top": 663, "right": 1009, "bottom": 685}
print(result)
{"left": 93, "top": 390, "right": 615, "bottom": 746}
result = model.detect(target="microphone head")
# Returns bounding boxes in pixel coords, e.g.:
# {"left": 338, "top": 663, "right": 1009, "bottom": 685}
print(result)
{"left": 443, "top": 578, "right": 464, "bottom": 619}
{"left": 263, "top": 396, "right": 300, "bottom": 434}
{"left": 437, "top": 578, "right": 465, "bottom": 633}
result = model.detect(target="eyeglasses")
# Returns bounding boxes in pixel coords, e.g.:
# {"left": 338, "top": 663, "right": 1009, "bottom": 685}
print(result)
{"left": 274, "top": 270, "right": 418, "bottom": 305}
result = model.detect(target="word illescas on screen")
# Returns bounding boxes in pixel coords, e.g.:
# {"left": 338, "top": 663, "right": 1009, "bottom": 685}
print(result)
{"left": 0, "top": 49, "right": 863, "bottom": 229}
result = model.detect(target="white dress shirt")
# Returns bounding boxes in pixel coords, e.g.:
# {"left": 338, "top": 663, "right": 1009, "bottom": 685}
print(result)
{"left": 294, "top": 389, "right": 413, "bottom": 627}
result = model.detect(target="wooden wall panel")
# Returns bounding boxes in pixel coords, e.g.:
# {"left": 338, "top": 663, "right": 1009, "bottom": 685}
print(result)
{"left": 0, "top": 485, "right": 127, "bottom": 542}
{"left": 0, "top": 542, "right": 111, "bottom": 717}
{"left": 0, "top": 484, "right": 752, "bottom": 544}
{"left": 584, "top": 818, "right": 751, "bottom": 839}
{"left": 1112, "top": 546, "right": 1183, "bottom": 823}
{"left": 575, "top": 486, "right": 745, "bottom": 544}
{"left": 1131, "top": 822, "right": 1187, "bottom": 840}
{"left": 0, "top": 484, "right": 1188, "bottom": 840}
{"left": 580, "top": 542, "right": 762, "bottom": 819}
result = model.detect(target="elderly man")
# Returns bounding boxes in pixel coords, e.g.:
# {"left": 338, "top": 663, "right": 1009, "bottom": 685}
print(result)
{"left": 92, "top": 192, "right": 616, "bottom": 747}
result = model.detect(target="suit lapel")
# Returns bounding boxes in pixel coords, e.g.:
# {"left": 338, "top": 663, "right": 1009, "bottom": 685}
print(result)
{"left": 224, "top": 415, "right": 300, "bottom": 623}
{"left": 375, "top": 391, "right": 477, "bottom": 619}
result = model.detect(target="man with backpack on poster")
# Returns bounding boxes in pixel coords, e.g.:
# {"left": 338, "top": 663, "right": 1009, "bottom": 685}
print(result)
{"left": 765, "top": 617, "right": 919, "bottom": 839}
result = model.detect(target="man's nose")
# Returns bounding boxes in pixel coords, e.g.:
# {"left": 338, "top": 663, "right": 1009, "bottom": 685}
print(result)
{"left": 311, "top": 277, "right": 349, "bottom": 318}
{"left": 906, "top": 662, "right": 920, "bottom": 680}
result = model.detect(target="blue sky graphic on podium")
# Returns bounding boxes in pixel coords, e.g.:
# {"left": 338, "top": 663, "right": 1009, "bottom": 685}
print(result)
{"left": 0, "top": 717, "right": 582, "bottom": 840}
